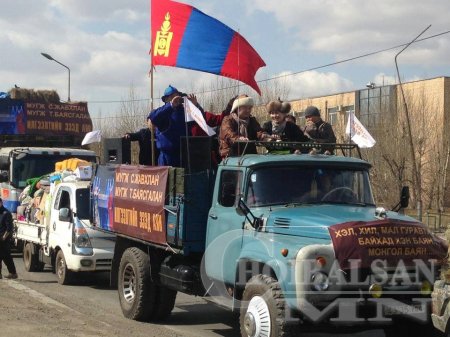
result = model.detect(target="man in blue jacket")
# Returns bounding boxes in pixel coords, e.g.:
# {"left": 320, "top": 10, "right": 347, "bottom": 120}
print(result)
{"left": 149, "top": 85, "right": 192, "bottom": 166}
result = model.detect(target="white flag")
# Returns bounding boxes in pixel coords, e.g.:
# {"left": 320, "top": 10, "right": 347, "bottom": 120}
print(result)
{"left": 345, "top": 111, "right": 376, "bottom": 148}
{"left": 81, "top": 130, "right": 102, "bottom": 145}
{"left": 184, "top": 97, "right": 216, "bottom": 136}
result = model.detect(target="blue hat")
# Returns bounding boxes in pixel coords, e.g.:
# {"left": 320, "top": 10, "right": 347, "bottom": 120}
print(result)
{"left": 161, "top": 85, "right": 186, "bottom": 102}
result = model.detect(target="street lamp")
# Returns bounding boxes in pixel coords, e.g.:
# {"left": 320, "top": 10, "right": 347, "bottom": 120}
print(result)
{"left": 41, "top": 52, "right": 71, "bottom": 102}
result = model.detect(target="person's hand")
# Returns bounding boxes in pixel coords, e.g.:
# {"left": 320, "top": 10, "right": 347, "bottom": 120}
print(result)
{"left": 171, "top": 95, "right": 183, "bottom": 108}
{"left": 306, "top": 120, "right": 315, "bottom": 127}
{"left": 237, "top": 136, "right": 249, "bottom": 141}
{"left": 187, "top": 94, "right": 198, "bottom": 106}
{"left": 123, "top": 134, "right": 130, "bottom": 139}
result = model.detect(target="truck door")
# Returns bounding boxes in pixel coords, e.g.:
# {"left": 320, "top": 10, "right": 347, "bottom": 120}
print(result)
{"left": 49, "top": 187, "right": 73, "bottom": 251}
{"left": 205, "top": 169, "right": 244, "bottom": 285}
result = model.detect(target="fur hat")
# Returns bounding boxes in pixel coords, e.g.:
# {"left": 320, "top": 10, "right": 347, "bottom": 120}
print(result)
{"left": 266, "top": 101, "right": 282, "bottom": 114}
{"left": 304, "top": 106, "right": 320, "bottom": 117}
{"left": 231, "top": 96, "right": 254, "bottom": 113}
{"left": 280, "top": 102, "right": 291, "bottom": 114}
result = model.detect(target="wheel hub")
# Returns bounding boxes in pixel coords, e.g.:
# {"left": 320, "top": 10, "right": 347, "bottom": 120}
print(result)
{"left": 244, "top": 312, "right": 256, "bottom": 336}
{"left": 244, "top": 296, "right": 271, "bottom": 337}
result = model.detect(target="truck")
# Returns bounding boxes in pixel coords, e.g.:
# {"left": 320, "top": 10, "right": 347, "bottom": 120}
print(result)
{"left": 0, "top": 145, "right": 97, "bottom": 215}
{"left": 16, "top": 178, "right": 116, "bottom": 285}
{"left": 0, "top": 89, "right": 97, "bottom": 214}
{"left": 92, "top": 141, "right": 448, "bottom": 336}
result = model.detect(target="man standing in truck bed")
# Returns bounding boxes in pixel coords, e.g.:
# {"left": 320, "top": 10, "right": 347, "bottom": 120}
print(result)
{"left": 0, "top": 198, "right": 17, "bottom": 279}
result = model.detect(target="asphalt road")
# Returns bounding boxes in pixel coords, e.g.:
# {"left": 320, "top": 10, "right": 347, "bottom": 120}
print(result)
{"left": 0, "top": 253, "right": 425, "bottom": 337}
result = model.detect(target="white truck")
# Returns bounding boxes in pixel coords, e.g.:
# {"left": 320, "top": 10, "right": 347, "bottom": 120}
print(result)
{"left": 15, "top": 180, "right": 116, "bottom": 285}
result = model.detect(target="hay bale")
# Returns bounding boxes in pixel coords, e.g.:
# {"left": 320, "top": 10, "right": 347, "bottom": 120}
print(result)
{"left": 8, "top": 88, "right": 60, "bottom": 103}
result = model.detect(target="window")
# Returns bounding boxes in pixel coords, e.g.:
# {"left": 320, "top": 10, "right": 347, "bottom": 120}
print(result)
{"left": 359, "top": 85, "right": 392, "bottom": 128}
{"left": 245, "top": 166, "right": 374, "bottom": 206}
{"left": 55, "top": 189, "right": 71, "bottom": 210}
{"left": 218, "top": 170, "right": 242, "bottom": 207}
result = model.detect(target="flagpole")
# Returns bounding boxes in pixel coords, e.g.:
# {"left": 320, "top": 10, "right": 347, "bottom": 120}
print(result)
{"left": 150, "top": 1, "right": 155, "bottom": 166}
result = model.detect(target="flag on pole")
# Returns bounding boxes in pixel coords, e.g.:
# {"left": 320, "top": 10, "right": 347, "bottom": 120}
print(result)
{"left": 184, "top": 97, "right": 216, "bottom": 136}
{"left": 345, "top": 111, "right": 376, "bottom": 148}
{"left": 151, "top": 0, "right": 266, "bottom": 94}
{"left": 81, "top": 130, "right": 102, "bottom": 146}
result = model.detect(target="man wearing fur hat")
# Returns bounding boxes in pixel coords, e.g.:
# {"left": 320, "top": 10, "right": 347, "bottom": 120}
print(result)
{"left": 302, "top": 106, "right": 336, "bottom": 153}
{"left": 219, "top": 95, "right": 271, "bottom": 158}
{"left": 262, "top": 101, "right": 309, "bottom": 152}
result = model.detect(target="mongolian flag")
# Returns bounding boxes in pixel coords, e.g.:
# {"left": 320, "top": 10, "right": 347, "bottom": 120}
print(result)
{"left": 151, "top": 0, "right": 266, "bottom": 95}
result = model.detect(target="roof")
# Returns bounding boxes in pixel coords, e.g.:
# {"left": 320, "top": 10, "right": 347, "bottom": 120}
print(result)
{"left": 0, "top": 147, "right": 95, "bottom": 156}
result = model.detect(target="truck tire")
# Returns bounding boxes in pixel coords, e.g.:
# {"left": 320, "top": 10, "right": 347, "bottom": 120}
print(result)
{"left": 55, "top": 250, "right": 73, "bottom": 285}
{"left": 118, "top": 247, "right": 157, "bottom": 321}
{"left": 23, "top": 242, "right": 45, "bottom": 272}
{"left": 154, "top": 286, "right": 177, "bottom": 321}
{"left": 240, "top": 274, "right": 291, "bottom": 337}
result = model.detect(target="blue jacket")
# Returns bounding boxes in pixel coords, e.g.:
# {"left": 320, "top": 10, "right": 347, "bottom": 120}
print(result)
{"left": 149, "top": 103, "right": 191, "bottom": 166}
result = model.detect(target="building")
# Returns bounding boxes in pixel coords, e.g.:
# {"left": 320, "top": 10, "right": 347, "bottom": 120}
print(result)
{"left": 287, "top": 76, "right": 450, "bottom": 210}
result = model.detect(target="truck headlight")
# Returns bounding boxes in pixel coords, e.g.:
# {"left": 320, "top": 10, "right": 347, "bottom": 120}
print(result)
{"left": 311, "top": 272, "right": 329, "bottom": 291}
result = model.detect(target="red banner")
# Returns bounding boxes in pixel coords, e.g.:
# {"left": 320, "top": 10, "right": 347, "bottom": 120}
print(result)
{"left": 112, "top": 165, "right": 169, "bottom": 244}
{"left": 328, "top": 219, "right": 448, "bottom": 269}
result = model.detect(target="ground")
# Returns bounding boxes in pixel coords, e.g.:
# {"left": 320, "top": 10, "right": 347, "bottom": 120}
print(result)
{"left": 0, "top": 280, "right": 181, "bottom": 337}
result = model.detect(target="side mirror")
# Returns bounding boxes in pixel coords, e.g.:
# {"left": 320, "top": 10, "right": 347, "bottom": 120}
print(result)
{"left": 0, "top": 170, "right": 8, "bottom": 183}
{"left": 400, "top": 186, "right": 409, "bottom": 208}
{"left": 58, "top": 208, "right": 71, "bottom": 222}
{"left": 235, "top": 198, "right": 262, "bottom": 230}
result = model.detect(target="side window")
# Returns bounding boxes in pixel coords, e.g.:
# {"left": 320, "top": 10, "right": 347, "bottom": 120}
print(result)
{"left": 55, "top": 190, "right": 71, "bottom": 210}
{"left": 218, "top": 170, "right": 242, "bottom": 207}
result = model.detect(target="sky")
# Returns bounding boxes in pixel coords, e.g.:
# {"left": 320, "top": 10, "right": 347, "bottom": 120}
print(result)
{"left": 1, "top": 0, "right": 450, "bottom": 123}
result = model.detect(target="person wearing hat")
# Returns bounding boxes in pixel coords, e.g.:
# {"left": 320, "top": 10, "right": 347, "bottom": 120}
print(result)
{"left": 148, "top": 85, "right": 196, "bottom": 166}
{"left": 123, "top": 117, "right": 159, "bottom": 165}
{"left": 302, "top": 106, "right": 336, "bottom": 153}
{"left": 219, "top": 95, "right": 271, "bottom": 158}
{"left": 262, "top": 100, "right": 309, "bottom": 153}
{"left": 0, "top": 198, "right": 18, "bottom": 279}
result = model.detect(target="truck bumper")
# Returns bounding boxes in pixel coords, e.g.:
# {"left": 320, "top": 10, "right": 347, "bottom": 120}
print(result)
{"left": 431, "top": 279, "right": 450, "bottom": 333}
{"left": 66, "top": 248, "right": 113, "bottom": 272}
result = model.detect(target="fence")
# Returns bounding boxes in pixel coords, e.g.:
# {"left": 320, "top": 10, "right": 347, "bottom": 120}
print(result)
{"left": 405, "top": 209, "right": 450, "bottom": 233}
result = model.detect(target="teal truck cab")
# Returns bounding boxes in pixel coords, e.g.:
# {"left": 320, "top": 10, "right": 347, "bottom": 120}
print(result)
{"left": 92, "top": 142, "right": 447, "bottom": 336}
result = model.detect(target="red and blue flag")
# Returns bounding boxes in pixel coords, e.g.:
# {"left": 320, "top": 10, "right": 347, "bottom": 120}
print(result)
{"left": 151, "top": 0, "right": 266, "bottom": 94}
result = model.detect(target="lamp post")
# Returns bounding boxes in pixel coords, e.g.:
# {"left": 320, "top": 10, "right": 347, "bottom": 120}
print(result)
{"left": 41, "top": 52, "right": 71, "bottom": 102}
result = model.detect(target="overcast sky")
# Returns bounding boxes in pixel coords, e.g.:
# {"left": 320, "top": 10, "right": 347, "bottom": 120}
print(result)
{"left": 1, "top": 0, "right": 449, "bottom": 121}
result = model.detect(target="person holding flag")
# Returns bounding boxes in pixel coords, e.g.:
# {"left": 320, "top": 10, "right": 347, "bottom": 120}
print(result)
{"left": 148, "top": 85, "right": 194, "bottom": 167}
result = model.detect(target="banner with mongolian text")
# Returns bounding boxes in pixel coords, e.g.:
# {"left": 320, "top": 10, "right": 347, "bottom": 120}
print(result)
{"left": 112, "top": 165, "right": 169, "bottom": 244}
{"left": 328, "top": 219, "right": 448, "bottom": 269}
{"left": 0, "top": 98, "right": 92, "bottom": 136}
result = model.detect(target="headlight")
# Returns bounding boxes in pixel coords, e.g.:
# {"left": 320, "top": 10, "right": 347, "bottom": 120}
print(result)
{"left": 311, "top": 272, "right": 329, "bottom": 291}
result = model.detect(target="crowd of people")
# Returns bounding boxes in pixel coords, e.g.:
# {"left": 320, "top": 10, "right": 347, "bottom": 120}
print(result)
{"left": 124, "top": 84, "right": 336, "bottom": 167}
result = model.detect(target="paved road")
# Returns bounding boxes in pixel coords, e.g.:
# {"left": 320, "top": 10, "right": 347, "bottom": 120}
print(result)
{"left": 0, "top": 253, "right": 412, "bottom": 337}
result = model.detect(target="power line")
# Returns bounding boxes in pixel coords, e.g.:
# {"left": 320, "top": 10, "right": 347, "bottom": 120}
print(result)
{"left": 86, "top": 29, "right": 450, "bottom": 104}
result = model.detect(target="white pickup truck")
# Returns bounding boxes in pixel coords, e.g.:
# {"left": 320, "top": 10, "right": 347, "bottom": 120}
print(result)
{"left": 15, "top": 180, "right": 115, "bottom": 284}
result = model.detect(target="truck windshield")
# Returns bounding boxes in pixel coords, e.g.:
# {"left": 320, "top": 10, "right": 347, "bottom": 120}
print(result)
{"left": 11, "top": 154, "right": 96, "bottom": 188}
{"left": 76, "top": 188, "right": 90, "bottom": 220}
{"left": 246, "top": 166, "right": 375, "bottom": 207}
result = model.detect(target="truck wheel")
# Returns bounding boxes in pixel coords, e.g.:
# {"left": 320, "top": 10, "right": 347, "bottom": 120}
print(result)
{"left": 23, "top": 242, "right": 37, "bottom": 272}
{"left": 240, "top": 274, "right": 290, "bottom": 337}
{"left": 118, "top": 247, "right": 157, "bottom": 321}
{"left": 23, "top": 242, "right": 45, "bottom": 272}
{"left": 154, "top": 286, "right": 177, "bottom": 321}
{"left": 55, "top": 250, "right": 73, "bottom": 285}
